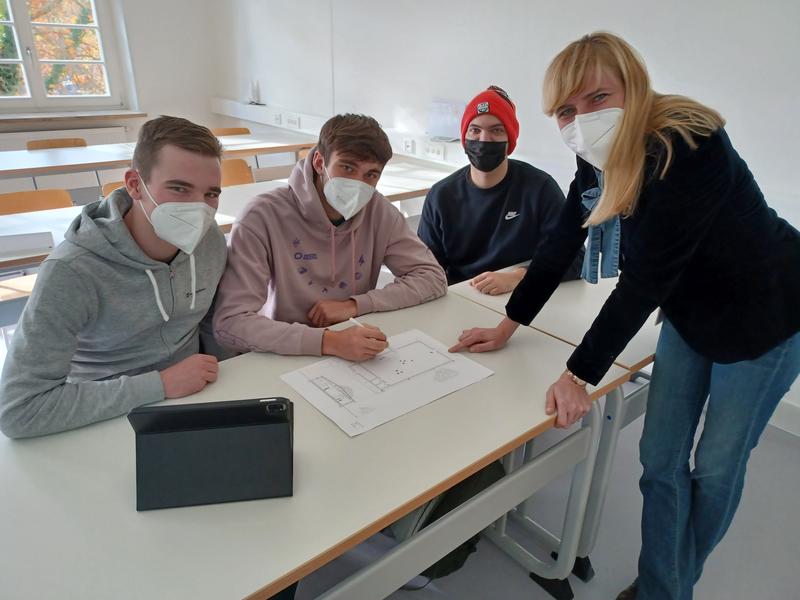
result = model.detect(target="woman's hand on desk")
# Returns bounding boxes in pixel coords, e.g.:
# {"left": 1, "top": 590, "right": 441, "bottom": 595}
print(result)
{"left": 448, "top": 318, "right": 520, "bottom": 353}
{"left": 546, "top": 372, "right": 592, "bottom": 428}
{"left": 470, "top": 268, "right": 525, "bottom": 296}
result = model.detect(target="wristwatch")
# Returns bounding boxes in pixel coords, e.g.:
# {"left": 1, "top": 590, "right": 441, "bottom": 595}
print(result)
{"left": 564, "top": 369, "right": 588, "bottom": 387}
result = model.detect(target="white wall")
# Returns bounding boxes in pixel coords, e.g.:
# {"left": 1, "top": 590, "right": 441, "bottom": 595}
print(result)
{"left": 215, "top": 0, "right": 800, "bottom": 218}
{"left": 215, "top": 0, "right": 800, "bottom": 419}
{"left": 212, "top": 0, "right": 334, "bottom": 118}
{"left": 118, "top": 0, "right": 222, "bottom": 132}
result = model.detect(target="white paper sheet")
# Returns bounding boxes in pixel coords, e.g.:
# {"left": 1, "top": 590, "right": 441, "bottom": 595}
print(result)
{"left": 281, "top": 329, "right": 494, "bottom": 436}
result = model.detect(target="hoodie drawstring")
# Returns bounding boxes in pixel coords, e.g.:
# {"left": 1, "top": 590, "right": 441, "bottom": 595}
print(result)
{"left": 330, "top": 225, "right": 336, "bottom": 285}
{"left": 145, "top": 269, "right": 170, "bottom": 322}
{"left": 189, "top": 253, "right": 197, "bottom": 310}
{"left": 328, "top": 226, "right": 359, "bottom": 290}
{"left": 350, "top": 230, "right": 356, "bottom": 291}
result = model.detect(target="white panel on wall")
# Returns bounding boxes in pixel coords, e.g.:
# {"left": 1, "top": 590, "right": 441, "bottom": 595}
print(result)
{"left": 213, "top": 0, "right": 334, "bottom": 118}
{"left": 120, "top": 0, "right": 220, "bottom": 127}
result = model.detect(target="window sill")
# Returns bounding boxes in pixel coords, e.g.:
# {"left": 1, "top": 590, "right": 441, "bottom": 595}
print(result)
{"left": 0, "top": 110, "right": 147, "bottom": 125}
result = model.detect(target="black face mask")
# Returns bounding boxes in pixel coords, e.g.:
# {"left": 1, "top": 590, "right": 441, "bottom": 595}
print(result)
{"left": 464, "top": 139, "right": 507, "bottom": 172}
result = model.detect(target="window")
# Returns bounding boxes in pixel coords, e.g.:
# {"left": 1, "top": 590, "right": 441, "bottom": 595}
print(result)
{"left": 0, "top": 0, "right": 127, "bottom": 110}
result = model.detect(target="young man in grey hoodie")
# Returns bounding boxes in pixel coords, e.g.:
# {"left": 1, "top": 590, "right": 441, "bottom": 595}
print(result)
{"left": 0, "top": 116, "right": 227, "bottom": 439}
{"left": 213, "top": 114, "right": 447, "bottom": 361}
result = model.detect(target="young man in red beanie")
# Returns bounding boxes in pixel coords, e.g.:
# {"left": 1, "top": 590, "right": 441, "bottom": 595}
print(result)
{"left": 418, "top": 85, "right": 583, "bottom": 293}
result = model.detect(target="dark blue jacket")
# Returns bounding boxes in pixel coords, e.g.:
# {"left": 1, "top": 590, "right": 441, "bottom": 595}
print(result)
{"left": 506, "top": 128, "right": 800, "bottom": 384}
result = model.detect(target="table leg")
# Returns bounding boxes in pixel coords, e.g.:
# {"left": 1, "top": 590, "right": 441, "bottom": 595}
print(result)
{"left": 316, "top": 409, "right": 599, "bottom": 600}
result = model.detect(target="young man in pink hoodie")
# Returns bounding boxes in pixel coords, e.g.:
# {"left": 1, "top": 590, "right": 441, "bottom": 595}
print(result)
{"left": 213, "top": 114, "right": 447, "bottom": 360}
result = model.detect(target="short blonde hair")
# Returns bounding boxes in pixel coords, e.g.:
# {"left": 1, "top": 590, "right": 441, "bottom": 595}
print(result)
{"left": 544, "top": 32, "right": 725, "bottom": 225}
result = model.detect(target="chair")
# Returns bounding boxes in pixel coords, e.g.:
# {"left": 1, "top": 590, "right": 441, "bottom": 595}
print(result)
{"left": 211, "top": 127, "right": 251, "bottom": 137}
{"left": 26, "top": 138, "right": 87, "bottom": 150}
{"left": 0, "top": 189, "right": 73, "bottom": 215}
{"left": 297, "top": 148, "right": 311, "bottom": 161}
{"left": 221, "top": 158, "right": 254, "bottom": 187}
{"left": 101, "top": 181, "right": 125, "bottom": 197}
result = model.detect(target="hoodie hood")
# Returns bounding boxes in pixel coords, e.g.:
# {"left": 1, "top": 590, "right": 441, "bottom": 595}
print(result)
{"left": 65, "top": 189, "right": 168, "bottom": 272}
{"left": 62, "top": 189, "right": 223, "bottom": 321}
{"left": 287, "top": 147, "right": 372, "bottom": 233}
{"left": 288, "top": 148, "right": 378, "bottom": 285}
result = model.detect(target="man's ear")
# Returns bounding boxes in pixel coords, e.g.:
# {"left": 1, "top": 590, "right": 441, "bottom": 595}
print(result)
{"left": 124, "top": 169, "right": 142, "bottom": 200}
{"left": 311, "top": 149, "right": 325, "bottom": 176}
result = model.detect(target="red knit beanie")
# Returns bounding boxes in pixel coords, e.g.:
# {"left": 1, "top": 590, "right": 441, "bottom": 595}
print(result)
{"left": 460, "top": 87, "right": 520, "bottom": 154}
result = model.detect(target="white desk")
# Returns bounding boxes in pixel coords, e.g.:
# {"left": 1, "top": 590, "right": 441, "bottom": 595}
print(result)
{"left": 0, "top": 127, "right": 317, "bottom": 178}
{"left": 375, "top": 154, "right": 457, "bottom": 202}
{"left": 450, "top": 274, "right": 660, "bottom": 372}
{"left": 0, "top": 206, "right": 236, "bottom": 270}
{"left": 0, "top": 294, "right": 629, "bottom": 599}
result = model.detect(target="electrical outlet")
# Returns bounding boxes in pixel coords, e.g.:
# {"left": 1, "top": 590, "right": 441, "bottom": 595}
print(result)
{"left": 425, "top": 142, "right": 445, "bottom": 161}
{"left": 286, "top": 114, "right": 301, "bottom": 129}
{"left": 272, "top": 113, "right": 282, "bottom": 126}
{"left": 402, "top": 138, "right": 416, "bottom": 154}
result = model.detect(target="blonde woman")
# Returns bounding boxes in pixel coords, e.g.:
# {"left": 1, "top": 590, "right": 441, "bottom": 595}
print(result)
{"left": 450, "top": 32, "right": 800, "bottom": 599}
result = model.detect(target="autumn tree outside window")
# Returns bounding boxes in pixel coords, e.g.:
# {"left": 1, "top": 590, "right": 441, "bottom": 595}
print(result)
{"left": 0, "top": 0, "right": 127, "bottom": 109}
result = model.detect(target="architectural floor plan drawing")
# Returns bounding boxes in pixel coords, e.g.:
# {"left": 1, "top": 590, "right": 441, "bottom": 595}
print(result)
{"left": 281, "top": 330, "right": 494, "bottom": 436}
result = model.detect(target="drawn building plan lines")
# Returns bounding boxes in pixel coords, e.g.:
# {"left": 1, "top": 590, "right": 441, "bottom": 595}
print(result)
{"left": 281, "top": 330, "right": 494, "bottom": 436}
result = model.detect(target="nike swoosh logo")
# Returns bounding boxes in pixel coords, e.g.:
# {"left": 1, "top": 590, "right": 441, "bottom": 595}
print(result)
{"left": 505, "top": 212, "right": 520, "bottom": 220}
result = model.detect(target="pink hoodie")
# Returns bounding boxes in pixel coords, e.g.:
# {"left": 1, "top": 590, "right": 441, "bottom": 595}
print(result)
{"left": 213, "top": 153, "right": 447, "bottom": 356}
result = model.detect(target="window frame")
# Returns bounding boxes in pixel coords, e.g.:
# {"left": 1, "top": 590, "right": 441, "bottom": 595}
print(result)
{"left": 0, "top": 0, "right": 129, "bottom": 111}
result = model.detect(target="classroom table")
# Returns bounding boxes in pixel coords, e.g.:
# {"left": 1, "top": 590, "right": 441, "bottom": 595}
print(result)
{"left": 449, "top": 273, "right": 660, "bottom": 371}
{"left": 450, "top": 272, "right": 659, "bottom": 582}
{"left": 0, "top": 293, "right": 630, "bottom": 600}
{"left": 0, "top": 127, "right": 317, "bottom": 178}
{"left": 0, "top": 206, "right": 236, "bottom": 270}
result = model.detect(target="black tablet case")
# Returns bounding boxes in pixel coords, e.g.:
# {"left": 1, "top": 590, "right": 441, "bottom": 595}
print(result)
{"left": 128, "top": 398, "right": 293, "bottom": 511}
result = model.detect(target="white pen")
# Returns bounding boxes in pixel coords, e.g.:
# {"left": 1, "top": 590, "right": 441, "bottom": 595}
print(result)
{"left": 348, "top": 317, "right": 389, "bottom": 347}
{"left": 348, "top": 317, "right": 365, "bottom": 328}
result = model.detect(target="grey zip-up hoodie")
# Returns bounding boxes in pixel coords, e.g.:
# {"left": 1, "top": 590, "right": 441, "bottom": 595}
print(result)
{"left": 0, "top": 190, "right": 226, "bottom": 438}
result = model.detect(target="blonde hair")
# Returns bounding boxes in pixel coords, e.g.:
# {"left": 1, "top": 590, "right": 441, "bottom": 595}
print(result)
{"left": 543, "top": 32, "right": 725, "bottom": 225}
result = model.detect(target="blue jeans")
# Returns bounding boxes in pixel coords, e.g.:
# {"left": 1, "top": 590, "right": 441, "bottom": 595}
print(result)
{"left": 637, "top": 320, "right": 800, "bottom": 600}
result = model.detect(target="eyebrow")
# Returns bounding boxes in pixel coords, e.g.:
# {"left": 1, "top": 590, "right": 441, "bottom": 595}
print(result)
{"left": 165, "top": 179, "right": 195, "bottom": 188}
{"left": 582, "top": 88, "right": 609, "bottom": 100}
{"left": 337, "top": 159, "right": 382, "bottom": 175}
{"left": 165, "top": 179, "right": 221, "bottom": 194}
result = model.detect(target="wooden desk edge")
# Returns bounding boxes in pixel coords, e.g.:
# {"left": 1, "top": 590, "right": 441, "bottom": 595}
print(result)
{"left": 0, "top": 253, "right": 50, "bottom": 270}
{"left": 245, "top": 372, "right": 629, "bottom": 599}
{"left": 222, "top": 141, "right": 316, "bottom": 158}
{"left": 1, "top": 141, "right": 317, "bottom": 177}
{"left": 385, "top": 188, "right": 431, "bottom": 202}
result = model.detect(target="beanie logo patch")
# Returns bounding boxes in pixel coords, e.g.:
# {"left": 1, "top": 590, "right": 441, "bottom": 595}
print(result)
{"left": 477, "top": 101, "right": 489, "bottom": 114}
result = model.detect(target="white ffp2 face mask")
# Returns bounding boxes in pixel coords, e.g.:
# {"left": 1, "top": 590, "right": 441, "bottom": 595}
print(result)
{"left": 322, "top": 167, "right": 376, "bottom": 220}
{"left": 560, "top": 107, "right": 624, "bottom": 171}
{"left": 138, "top": 177, "right": 216, "bottom": 255}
